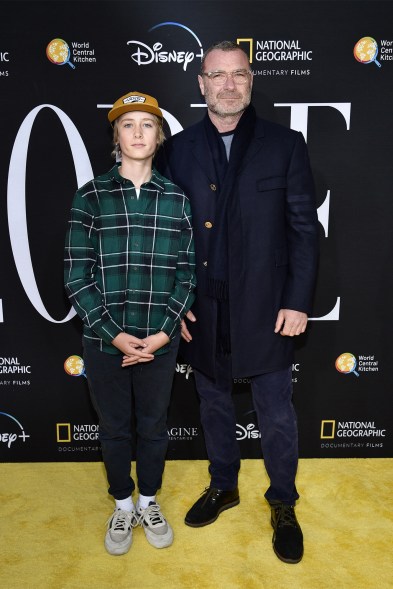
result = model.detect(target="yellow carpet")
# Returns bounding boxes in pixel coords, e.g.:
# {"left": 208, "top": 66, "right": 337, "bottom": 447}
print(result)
{"left": 1, "top": 459, "right": 392, "bottom": 589}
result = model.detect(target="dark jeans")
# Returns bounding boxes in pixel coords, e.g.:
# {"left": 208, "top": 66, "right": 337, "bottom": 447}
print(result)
{"left": 83, "top": 334, "right": 180, "bottom": 500}
{"left": 194, "top": 355, "right": 299, "bottom": 505}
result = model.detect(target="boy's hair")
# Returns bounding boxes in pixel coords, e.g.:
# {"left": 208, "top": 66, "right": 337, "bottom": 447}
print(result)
{"left": 111, "top": 114, "right": 165, "bottom": 160}
{"left": 200, "top": 40, "right": 250, "bottom": 73}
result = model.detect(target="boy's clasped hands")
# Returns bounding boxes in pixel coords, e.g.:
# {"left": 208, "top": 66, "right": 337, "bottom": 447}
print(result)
{"left": 111, "top": 332, "right": 170, "bottom": 366}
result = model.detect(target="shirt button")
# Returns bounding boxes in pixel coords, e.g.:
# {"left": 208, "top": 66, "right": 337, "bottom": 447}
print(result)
{"left": 203, "top": 261, "right": 208, "bottom": 267}
{"left": 210, "top": 183, "right": 217, "bottom": 191}
{"left": 204, "top": 221, "right": 213, "bottom": 229}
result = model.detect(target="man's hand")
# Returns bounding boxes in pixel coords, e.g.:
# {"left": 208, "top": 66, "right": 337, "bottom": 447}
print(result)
{"left": 274, "top": 309, "right": 308, "bottom": 336}
{"left": 181, "top": 309, "right": 196, "bottom": 342}
{"left": 112, "top": 332, "right": 154, "bottom": 366}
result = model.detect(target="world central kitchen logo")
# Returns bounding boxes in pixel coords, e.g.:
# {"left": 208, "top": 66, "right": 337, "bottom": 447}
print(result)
{"left": 335, "top": 353, "right": 379, "bottom": 377}
{"left": 126, "top": 22, "right": 203, "bottom": 71}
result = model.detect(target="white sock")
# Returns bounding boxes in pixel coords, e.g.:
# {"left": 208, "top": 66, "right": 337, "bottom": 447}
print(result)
{"left": 137, "top": 494, "right": 156, "bottom": 511}
{"left": 115, "top": 496, "right": 135, "bottom": 512}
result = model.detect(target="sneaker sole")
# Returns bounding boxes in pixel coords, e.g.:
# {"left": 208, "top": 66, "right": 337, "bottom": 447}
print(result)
{"left": 104, "top": 530, "right": 132, "bottom": 556}
{"left": 184, "top": 498, "right": 240, "bottom": 528}
{"left": 144, "top": 525, "right": 174, "bottom": 549}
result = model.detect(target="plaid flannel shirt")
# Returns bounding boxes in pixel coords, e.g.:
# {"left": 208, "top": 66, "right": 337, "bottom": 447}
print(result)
{"left": 64, "top": 165, "right": 196, "bottom": 355}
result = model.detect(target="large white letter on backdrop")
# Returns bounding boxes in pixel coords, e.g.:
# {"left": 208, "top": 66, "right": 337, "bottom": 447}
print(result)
{"left": 7, "top": 104, "right": 93, "bottom": 323}
{"left": 274, "top": 102, "right": 351, "bottom": 322}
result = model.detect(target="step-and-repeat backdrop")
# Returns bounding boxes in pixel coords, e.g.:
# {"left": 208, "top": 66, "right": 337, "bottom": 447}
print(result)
{"left": 1, "top": 0, "right": 392, "bottom": 462}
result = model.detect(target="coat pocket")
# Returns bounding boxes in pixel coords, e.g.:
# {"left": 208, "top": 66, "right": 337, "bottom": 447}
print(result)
{"left": 257, "top": 176, "right": 287, "bottom": 192}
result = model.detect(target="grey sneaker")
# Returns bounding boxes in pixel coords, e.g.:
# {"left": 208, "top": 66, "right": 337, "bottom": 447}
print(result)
{"left": 104, "top": 508, "right": 137, "bottom": 555}
{"left": 137, "top": 502, "right": 174, "bottom": 548}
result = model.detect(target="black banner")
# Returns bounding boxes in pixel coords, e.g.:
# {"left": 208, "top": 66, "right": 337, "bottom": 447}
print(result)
{"left": 1, "top": 1, "right": 392, "bottom": 461}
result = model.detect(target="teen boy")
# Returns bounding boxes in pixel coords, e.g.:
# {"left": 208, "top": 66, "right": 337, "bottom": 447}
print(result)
{"left": 64, "top": 91, "right": 196, "bottom": 555}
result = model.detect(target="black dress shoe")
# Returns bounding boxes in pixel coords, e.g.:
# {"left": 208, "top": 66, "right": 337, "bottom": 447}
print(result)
{"left": 185, "top": 487, "right": 240, "bottom": 527}
{"left": 270, "top": 503, "right": 304, "bottom": 564}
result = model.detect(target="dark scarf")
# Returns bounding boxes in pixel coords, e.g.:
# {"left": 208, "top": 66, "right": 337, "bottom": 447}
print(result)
{"left": 203, "top": 104, "right": 256, "bottom": 352}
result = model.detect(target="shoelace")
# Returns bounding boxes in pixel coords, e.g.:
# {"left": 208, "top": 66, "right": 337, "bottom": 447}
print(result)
{"left": 274, "top": 505, "right": 297, "bottom": 529}
{"left": 141, "top": 503, "right": 165, "bottom": 527}
{"left": 200, "top": 487, "right": 221, "bottom": 506}
{"left": 107, "top": 510, "right": 138, "bottom": 531}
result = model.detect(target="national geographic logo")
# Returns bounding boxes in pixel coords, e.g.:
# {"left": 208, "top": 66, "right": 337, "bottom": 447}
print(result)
{"left": 56, "top": 423, "right": 71, "bottom": 442}
{"left": 57, "top": 423, "right": 99, "bottom": 442}
{"left": 0, "top": 51, "right": 9, "bottom": 77}
{"left": 56, "top": 423, "right": 100, "bottom": 453}
{"left": 236, "top": 38, "right": 312, "bottom": 64}
{"left": 320, "top": 420, "right": 335, "bottom": 439}
{"left": 0, "top": 357, "right": 31, "bottom": 374}
{"left": 321, "top": 420, "right": 386, "bottom": 439}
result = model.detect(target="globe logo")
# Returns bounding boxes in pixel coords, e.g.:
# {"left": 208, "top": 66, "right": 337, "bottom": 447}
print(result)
{"left": 353, "top": 37, "right": 381, "bottom": 67}
{"left": 64, "top": 355, "right": 86, "bottom": 377}
{"left": 335, "top": 353, "right": 359, "bottom": 377}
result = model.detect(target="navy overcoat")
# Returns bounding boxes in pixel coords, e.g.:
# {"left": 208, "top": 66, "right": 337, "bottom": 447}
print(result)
{"left": 156, "top": 116, "right": 319, "bottom": 378}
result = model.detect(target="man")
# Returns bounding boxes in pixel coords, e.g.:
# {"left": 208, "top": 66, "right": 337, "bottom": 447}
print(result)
{"left": 156, "top": 42, "right": 319, "bottom": 564}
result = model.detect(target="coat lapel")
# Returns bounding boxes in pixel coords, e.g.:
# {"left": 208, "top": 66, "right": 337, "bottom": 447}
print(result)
{"left": 189, "top": 123, "right": 218, "bottom": 183}
{"left": 238, "top": 119, "right": 265, "bottom": 175}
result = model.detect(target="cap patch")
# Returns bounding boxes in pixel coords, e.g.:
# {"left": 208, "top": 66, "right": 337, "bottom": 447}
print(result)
{"left": 123, "top": 96, "right": 146, "bottom": 105}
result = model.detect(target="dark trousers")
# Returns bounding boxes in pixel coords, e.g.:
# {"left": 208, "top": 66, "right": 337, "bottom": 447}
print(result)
{"left": 83, "top": 334, "right": 180, "bottom": 500}
{"left": 194, "top": 354, "right": 299, "bottom": 505}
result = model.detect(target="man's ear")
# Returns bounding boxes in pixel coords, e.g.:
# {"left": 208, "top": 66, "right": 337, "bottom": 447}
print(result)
{"left": 198, "top": 75, "right": 205, "bottom": 96}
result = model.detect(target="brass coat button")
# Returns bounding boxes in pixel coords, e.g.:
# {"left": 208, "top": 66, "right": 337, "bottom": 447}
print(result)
{"left": 203, "top": 261, "right": 208, "bottom": 267}
{"left": 204, "top": 221, "right": 213, "bottom": 229}
{"left": 210, "top": 183, "right": 217, "bottom": 191}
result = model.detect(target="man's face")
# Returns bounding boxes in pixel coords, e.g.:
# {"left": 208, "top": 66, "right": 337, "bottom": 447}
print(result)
{"left": 198, "top": 49, "right": 253, "bottom": 117}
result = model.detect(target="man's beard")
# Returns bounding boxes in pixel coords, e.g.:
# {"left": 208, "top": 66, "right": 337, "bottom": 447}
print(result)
{"left": 205, "top": 88, "right": 252, "bottom": 117}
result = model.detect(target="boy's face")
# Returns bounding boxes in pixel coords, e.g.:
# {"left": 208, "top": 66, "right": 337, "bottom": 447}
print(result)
{"left": 116, "top": 111, "right": 160, "bottom": 163}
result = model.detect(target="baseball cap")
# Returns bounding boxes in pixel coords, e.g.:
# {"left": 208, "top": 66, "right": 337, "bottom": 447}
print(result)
{"left": 107, "top": 91, "right": 163, "bottom": 124}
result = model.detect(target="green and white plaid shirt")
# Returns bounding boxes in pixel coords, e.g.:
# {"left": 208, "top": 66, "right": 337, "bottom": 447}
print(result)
{"left": 64, "top": 165, "right": 196, "bottom": 355}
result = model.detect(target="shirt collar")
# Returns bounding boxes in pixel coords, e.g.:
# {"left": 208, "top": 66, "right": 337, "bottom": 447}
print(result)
{"left": 109, "top": 164, "right": 165, "bottom": 192}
